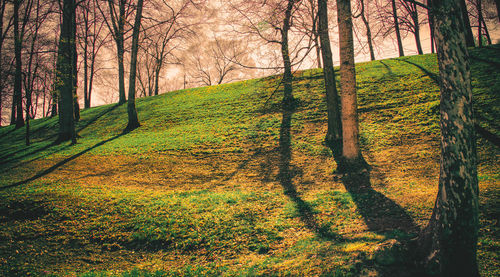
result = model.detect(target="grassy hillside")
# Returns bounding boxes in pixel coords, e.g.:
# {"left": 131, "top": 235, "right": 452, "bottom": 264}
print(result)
{"left": 0, "top": 45, "right": 498, "bottom": 276}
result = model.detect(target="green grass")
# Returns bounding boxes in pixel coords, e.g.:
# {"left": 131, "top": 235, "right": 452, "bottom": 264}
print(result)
{"left": 0, "top": 45, "right": 499, "bottom": 276}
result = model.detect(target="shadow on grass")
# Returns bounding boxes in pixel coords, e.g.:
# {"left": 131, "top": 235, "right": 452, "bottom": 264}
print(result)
{"left": 398, "top": 59, "right": 439, "bottom": 85}
{"left": 278, "top": 103, "right": 342, "bottom": 241}
{"left": 0, "top": 104, "right": 121, "bottom": 167}
{"left": 0, "top": 130, "right": 128, "bottom": 191}
{"left": 341, "top": 172, "right": 419, "bottom": 234}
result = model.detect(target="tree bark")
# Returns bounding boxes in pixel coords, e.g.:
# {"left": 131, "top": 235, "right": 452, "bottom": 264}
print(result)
{"left": 495, "top": 0, "right": 500, "bottom": 22}
{"left": 125, "top": 0, "right": 143, "bottom": 131}
{"left": 13, "top": 0, "right": 24, "bottom": 129}
{"left": 419, "top": 0, "right": 479, "bottom": 275}
{"left": 281, "top": 0, "right": 295, "bottom": 109}
{"left": 318, "top": 0, "right": 342, "bottom": 161}
{"left": 391, "top": 0, "right": 404, "bottom": 57}
{"left": 411, "top": 5, "right": 423, "bottom": 55}
{"left": 72, "top": 8, "right": 79, "bottom": 122}
{"left": 477, "top": 0, "right": 483, "bottom": 47}
{"left": 56, "top": 0, "right": 76, "bottom": 144}
{"left": 337, "top": 0, "right": 368, "bottom": 173}
{"left": 459, "top": 0, "right": 475, "bottom": 47}
{"left": 427, "top": 0, "right": 435, "bottom": 53}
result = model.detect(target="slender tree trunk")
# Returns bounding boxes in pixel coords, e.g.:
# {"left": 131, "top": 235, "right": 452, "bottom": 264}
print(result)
{"left": 281, "top": 0, "right": 295, "bottom": 109}
{"left": 116, "top": 0, "right": 126, "bottom": 104}
{"left": 318, "top": 0, "right": 342, "bottom": 161}
{"left": 459, "top": 0, "right": 475, "bottom": 47}
{"left": 83, "top": 16, "right": 90, "bottom": 109}
{"left": 412, "top": 8, "right": 423, "bottom": 55}
{"left": 337, "top": 0, "right": 368, "bottom": 173}
{"left": 359, "top": 0, "right": 375, "bottom": 61}
{"left": 427, "top": 0, "right": 435, "bottom": 53}
{"left": 154, "top": 67, "right": 160, "bottom": 96}
{"left": 56, "top": 0, "right": 76, "bottom": 144}
{"left": 125, "top": 0, "right": 143, "bottom": 131}
{"left": 72, "top": 9, "right": 79, "bottom": 122}
{"left": 477, "top": 0, "right": 483, "bottom": 47}
{"left": 391, "top": 0, "right": 404, "bottom": 57}
{"left": 419, "top": 1, "right": 479, "bottom": 275}
{"left": 480, "top": 15, "right": 491, "bottom": 44}
{"left": 13, "top": 0, "right": 24, "bottom": 129}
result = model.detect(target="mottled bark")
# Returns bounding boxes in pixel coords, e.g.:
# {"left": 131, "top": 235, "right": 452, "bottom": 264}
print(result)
{"left": 125, "top": 0, "right": 143, "bottom": 131}
{"left": 281, "top": 0, "right": 295, "bottom": 109}
{"left": 13, "top": 0, "right": 24, "bottom": 129}
{"left": 419, "top": 0, "right": 479, "bottom": 275}
{"left": 391, "top": 0, "right": 404, "bottom": 57}
{"left": 56, "top": 0, "right": 76, "bottom": 144}
{"left": 459, "top": 0, "right": 475, "bottom": 47}
{"left": 318, "top": 0, "right": 342, "bottom": 160}
{"left": 337, "top": 0, "right": 368, "bottom": 172}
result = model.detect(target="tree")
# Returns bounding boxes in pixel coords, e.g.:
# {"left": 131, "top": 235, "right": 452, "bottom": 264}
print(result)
{"left": 391, "top": 0, "right": 404, "bottom": 57}
{"left": 13, "top": 0, "right": 25, "bottom": 128}
{"left": 55, "top": 0, "right": 77, "bottom": 144}
{"left": 460, "top": 0, "right": 475, "bottom": 47}
{"left": 98, "top": 0, "right": 130, "bottom": 105}
{"left": 353, "top": 0, "right": 375, "bottom": 60}
{"left": 124, "top": 0, "right": 144, "bottom": 131}
{"left": 399, "top": 0, "right": 424, "bottom": 55}
{"left": 318, "top": 0, "right": 342, "bottom": 161}
{"left": 336, "top": 0, "right": 368, "bottom": 172}
{"left": 0, "top": 0, "right": 13, "bottom": 127}
{"left": 418, "top": 0, "right": 479, "bottom": 275}
{"left": 78, "top": 0, "right": 108, "bottom": 109}
{"left": 230, "top": 0, "right": 304, "bottom": 108}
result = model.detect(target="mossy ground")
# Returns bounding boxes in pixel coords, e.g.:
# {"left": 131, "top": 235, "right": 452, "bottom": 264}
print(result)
{"left": 0, "top": 46, "right": 498, "bottom": 276}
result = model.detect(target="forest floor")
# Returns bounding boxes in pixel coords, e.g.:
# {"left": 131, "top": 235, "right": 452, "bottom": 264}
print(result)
{"left": 0, "top": 46, "right": 498, "bottom": 276}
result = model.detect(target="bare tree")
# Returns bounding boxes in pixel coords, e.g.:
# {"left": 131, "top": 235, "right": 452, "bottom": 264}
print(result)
{"left": 0, "top": 0, "right": 13, "bottom": 126}
{"left": 399, "top": 0, "right": 424, "bottom": 54}
{"left": 124, "top": 0, "right": 144, "bottom": 131}
{"left": 78, "top": 0, "right": 109, "bottom": 108}
{"left": 391, "top": 0, "right": 405, "bottom": 56}
{"left": 353, "top": 0, "right": 376, "bottom": 60}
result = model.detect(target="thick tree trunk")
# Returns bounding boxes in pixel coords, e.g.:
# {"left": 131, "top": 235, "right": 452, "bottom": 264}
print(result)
{"left": 459, "top": 0, "right": 475, "bottom": 47}
{"left": 56, "top": 0, "right": 76, "bottom": 144}
{"left": 391, "top": 0, "right": 404, "bottom": 57}
{"left": 116, "top": 0, "right": 126, "bottom": 104}
{"left": 337, "top": 0, "right": 368, "bottom": 173}
{"left": 318, "top": 0, "right": 342, "bottom": 161}
{"left": 419, "top": 1, "right": 479, "bottom": 275}
{"left": 13, "top": 0, "right": 24, "bottom": 129}
{"left": 125, "top": 0, "right": 143, "bottom": 131}
{"left": 281, "top": 0, "right": 295, "bottom": 109}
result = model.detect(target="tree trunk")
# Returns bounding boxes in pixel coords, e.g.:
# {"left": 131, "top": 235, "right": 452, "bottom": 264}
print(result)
{"left": 56, "top": 0, "right": 76, "bottom": 144}
{"left": 419, "top": 1, "right": 479, "bottom": 275}
{"left": 359, "top": 0, "right": 375, "bottom": 61}
{"left": 72, "top": 9, "right": 79, "bottom": 122}
{"left": 459, "top": 0, "right": 475, "bottom": 47}
{"left": 83, "top": 14, "right": 90, "bottom": 109}
{"left": 125, "top": 0, "right": 143, "bottom": 131}
{"left": 281, "top": 0, "right": 295, "bottom": 109}
{"left": 154, "top": 67, "right": 160, "bottom": 96}
{"left": 480, "top": 15, "right": 491, "bottom": 44}
{"left": 427, "top": 0, "right": 435, "bottom": 53}
{"left": 116, "top": 0, "right": 126, "bottom": 104}
{"left": 13, "top": 0, "right": 24, "bottom": 129}
{"left": 477, "top": 0, "right": 483, "bottom": 47}
{"left": 337, "top": 0, "right": 368, "bottom": 173}
{"left": 412, "top": 7, "right": 423, "bottom": 55}
{"left": 318, "top": 0, "right": 342, "bottom": 161}
{"left": 391, "top": 0, "right": 404, "bottom": 57}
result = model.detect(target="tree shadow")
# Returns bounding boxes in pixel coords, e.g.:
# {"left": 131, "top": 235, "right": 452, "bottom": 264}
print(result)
{"left": 341, "top": 172, "right": 419, "bottom": 234}
{"left": 0, "top": 130, "right": 128, "bottom": 191}
{"left": 0, "top": 104, "right": 120, "bottom": 167}
{"left": 398, "top": 59, "right": 440, "bottom": 85}
{"left": 277, "top": 104, "right": 342, "bottom": 241}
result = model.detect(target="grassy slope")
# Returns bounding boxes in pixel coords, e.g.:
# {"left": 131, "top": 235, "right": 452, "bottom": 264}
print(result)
{"left": 0, "top": 46, "right": 498, "bottom": 276}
